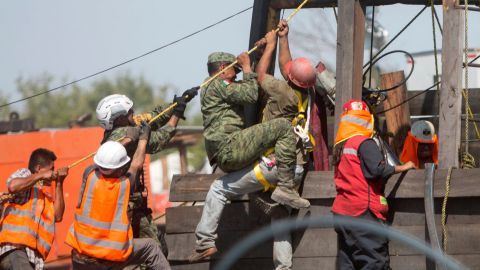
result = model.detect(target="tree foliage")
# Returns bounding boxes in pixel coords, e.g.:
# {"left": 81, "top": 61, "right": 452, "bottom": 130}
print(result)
{"left": 12, "top": 72, "right": 206, "bottom": 171}
{"left": 16, "top": 72, "right": 172, "bottom": 128}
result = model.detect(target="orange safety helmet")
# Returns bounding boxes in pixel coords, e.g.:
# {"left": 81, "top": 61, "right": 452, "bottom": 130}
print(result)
{"left": 284, "top": 57, "right": 316, "bottom": 88}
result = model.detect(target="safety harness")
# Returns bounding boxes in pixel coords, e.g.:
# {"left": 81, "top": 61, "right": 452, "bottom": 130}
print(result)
{"left": 254, "top": 89, "right": 315, "bottom": 192}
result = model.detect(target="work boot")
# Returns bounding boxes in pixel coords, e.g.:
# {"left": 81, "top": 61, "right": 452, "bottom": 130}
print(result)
{"left": 252, "top": 191, "right": 283, "bottom": 216}
{"left": 271, "top": 186, "right": 310, "bottom": 209}
{"left": 188, "top": 247, "right": 218, "bottom": 262}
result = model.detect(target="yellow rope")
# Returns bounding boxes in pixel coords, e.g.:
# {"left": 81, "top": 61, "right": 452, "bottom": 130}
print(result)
{"left": 441, "top": 167, "right": 453, "bottom": 253}
{"left": 1, "top": 1, "right": 312, "bottom": 203}
{"left": 461, "top": 0, "right": 475, "bottom": 169}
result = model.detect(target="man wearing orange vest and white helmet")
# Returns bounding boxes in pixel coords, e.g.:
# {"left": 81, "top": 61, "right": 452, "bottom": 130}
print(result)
{"left": 66, "top": 122, "right": 170, "bottom": 270}
{"left": 332, "top": 100, "right": 415, "bottom": 269}
{"left": 400, "top": 120, "right": 438, "bottom": 169}
{"left": 0, "top": 148, "right": 69, "bottom": 270}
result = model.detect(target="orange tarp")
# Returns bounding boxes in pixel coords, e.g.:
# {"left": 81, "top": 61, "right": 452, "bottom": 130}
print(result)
{"left": 0, "top": 127, "right": 150, "bottom": 261}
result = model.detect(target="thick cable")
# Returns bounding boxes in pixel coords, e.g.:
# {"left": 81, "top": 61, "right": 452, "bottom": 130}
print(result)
{"left": 363, "top": 50, "right": 415, "bottom": 92}
{"left": 0, "top": 6, "right": 253, "bottom": 109}
{"left": 214, "top": 215, "right": 467, "bottom": 270}
{"left": 368, "top": 6, "right": 375, "bottom": 88}
{"left": 431, "top": 0, "right": 440, "bottom": 91}
{"left": 363, "top": 6, "right": 427, "bottom": 69}
{"left": 147, "top": 0, "right": 310, "bottom": 126}
{"left": 375, "top": 81, "right": 440, "bottom": 115}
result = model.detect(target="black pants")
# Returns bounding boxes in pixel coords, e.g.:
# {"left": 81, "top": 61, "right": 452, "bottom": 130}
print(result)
{"left": 0, "top": 249, "right": 34, "bottom": 270}
{"left": 334, "top": 211, "right": 390, "bottom": 270}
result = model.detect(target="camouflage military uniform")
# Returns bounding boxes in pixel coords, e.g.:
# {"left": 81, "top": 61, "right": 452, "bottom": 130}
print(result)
{"left": 201, "top": 71, "right": 298, "bottom": 189}
{"left": 103, "top": 104, "right": 175, "bottom": 255}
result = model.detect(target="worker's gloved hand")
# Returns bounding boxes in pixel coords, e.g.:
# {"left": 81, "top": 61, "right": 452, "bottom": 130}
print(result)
{"left": 125, "top": 126, "right": 141, "bottom": 141}
{"left": 181, "top": 87, "right": 200, "bottom": 102}
{"left": 172, "top": 95, "right": 187, "bottom": 120}
{"left": 139, "top": 121, "right": 151, "bottom": 141}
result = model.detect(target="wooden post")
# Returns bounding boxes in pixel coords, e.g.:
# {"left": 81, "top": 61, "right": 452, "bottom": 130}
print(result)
{"left": 178, "top": 145, "right": 188, "bottom": 175}
{"left": 381, "top": 71, "right": 411, "bottom": 156}
{"left": 334, "top": 0, "right": 365, "bottom": 138}
{"left": 438, "top": 0, "right": 464, "bottom": 169}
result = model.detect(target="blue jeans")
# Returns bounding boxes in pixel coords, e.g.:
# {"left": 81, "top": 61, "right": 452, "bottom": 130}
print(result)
{"left": 195, "top": 161, "right": 303, "bottom": 270}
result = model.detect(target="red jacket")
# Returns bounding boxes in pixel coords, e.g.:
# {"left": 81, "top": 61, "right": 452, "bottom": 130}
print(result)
{"left": 332, "top": 135, "right": 389, "bottom": 221}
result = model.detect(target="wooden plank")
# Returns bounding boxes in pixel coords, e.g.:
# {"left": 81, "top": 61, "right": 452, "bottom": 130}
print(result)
{"left": 171, "top": 254, "right": 480, "bottom": 270}
{"left": 268, "top": 0, "right": 463, "bottom": 9}
{"left": 166, "top": 224, "right": 480, "bottom": 261}
{"left": 381, "top": 71, "right": 411, "bottom": 156}
{"left": 438, "top": 0, "right": 465, "bottom": 169}
{"left": 169, "top": 168, "right": 480, "bottom": 202}
{"left": 333, "top": 0, "right": 365, "bottom": 138}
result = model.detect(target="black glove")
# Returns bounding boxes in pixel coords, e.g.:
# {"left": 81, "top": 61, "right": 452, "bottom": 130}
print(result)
{"left": 125, "top": 126, "right": 141, "bottom": 141}
{"left": 181, "top": 86, "right": 200, "bottom": 102}
{"left": 172, "top": 95, "right": 187, "bottom": 120}
{"left": 139, "top": 121, "right": 151, "bottom": 141}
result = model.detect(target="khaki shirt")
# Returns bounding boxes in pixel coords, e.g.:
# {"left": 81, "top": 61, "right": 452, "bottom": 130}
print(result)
{"left": 260, "top": 74, "right": 309, "bottom": 165}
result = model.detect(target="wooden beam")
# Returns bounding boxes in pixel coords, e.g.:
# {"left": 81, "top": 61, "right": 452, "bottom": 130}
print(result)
{"left": 268, "top": 0, "right": 480, "bottom": 9}
{"left": 247, "top": 0, "right": 281, "bottom": 126}
{"left": 438, "top": 0, "right": 465, "bottom": 169}
{"left": 169, "top": 168, "right": 480, "bottom": 202}
{"left": 333, "top": 0, "right": 365, "bottom": 138}
{"left": 381, "top": 71, "right": 411, "bottom": 156}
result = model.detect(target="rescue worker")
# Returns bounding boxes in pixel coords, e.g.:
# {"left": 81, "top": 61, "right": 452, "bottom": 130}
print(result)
{"left": 332, "top": 100, "right": 415, "bottom": 269}
{"left": 200, "top": 49, "right": 309, "bottom": 210}
{"left": 66, "top": 123, "right": 170, "bottom": 270}
{"left": 400, "top": 120, "right": 438, "bottom": 169}
{"left": 95, "top": 89, "right": 197, "bottom": 255}
{"left": 0, "top": 148, "right": 69, "bottom": 270}
{"left": 189, "top": 21, "right": 316, "bottom": 267}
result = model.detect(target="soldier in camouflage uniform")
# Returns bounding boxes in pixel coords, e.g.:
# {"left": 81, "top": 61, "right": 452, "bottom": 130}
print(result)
{"left": 188, "top": 48, "right": 310, "bottom": 263}
{"left": 95, "top": 89, "right": 198, "bottom": 256}
{"left": 201, "top": 50, "right": 310, "bottom": 209}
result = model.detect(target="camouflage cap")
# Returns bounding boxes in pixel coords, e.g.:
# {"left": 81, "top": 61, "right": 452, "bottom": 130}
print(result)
{"left": 207, "top": 52, "right": 236, "bottom": 64}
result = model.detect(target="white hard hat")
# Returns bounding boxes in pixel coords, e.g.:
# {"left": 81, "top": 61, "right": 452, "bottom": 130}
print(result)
{"left": 93, "top": 141, "right": 131, "bottom": 169}
{"left": 96, "top": 94, "right": 134, "bottom": 130}
{"left": 411, "top": 120, "right": 435, "bottom": 141}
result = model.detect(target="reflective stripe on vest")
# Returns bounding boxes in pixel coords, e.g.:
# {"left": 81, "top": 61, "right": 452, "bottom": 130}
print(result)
{"left": 66, "top": 168, "right": 133, "bottom": 262}
{"left": 342, "top": 147, "right": 358, "bottom": 156}
{"left": 0, "top": 185, "right": 55, "bottom": 259}
{"left": 340, "top": 115, "right": 374, "bottom": 130}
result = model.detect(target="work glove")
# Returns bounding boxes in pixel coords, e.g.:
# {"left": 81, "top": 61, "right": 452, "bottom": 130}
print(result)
{"left": 139, "top": 121, "right": 151, "bottom": 141}
{"left": 181, "top": 86, "right": 200, "bottom": 102}
{"left": 125, "top": 126, "right": 141, "bottom": 141}
{"left": 172, "top": 95, "right": 187, "bottom": 120}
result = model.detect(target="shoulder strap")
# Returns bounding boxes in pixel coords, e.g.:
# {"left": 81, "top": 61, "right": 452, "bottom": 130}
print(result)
{"left": 76, "top": 165, "right": 97, "bottom": 208}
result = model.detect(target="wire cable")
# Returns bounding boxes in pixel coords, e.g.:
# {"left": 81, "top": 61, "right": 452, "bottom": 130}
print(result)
{"left": 363, "top": 50, "right": 415, "bottom": 92}
{"left": 363, "top": 6, "right": 427, "bottom": 69}
{"left": 0, "top": 6, "right": 253, "bottom": 109}
{"left": 375, "top": 81, "right": 440, "bottom": 115}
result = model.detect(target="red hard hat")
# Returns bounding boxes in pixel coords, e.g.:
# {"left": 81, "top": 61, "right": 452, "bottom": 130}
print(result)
{"left": 343, "top": 100, "right": 370, "bottom": 113}
{"left": 284, "top": 57, "right": 316, "bottom": 88}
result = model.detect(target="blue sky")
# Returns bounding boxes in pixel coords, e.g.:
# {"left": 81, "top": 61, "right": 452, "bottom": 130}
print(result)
{"left": 1, "top": 1, "right": 479, "bottom": 113}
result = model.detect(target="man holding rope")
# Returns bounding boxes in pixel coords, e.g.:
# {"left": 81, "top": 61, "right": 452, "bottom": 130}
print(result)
{"left": 95, "top": 89, "right": 197, "bottom": 256}
{"left": 0, "top": 148, "right": 69, "bottom": 270}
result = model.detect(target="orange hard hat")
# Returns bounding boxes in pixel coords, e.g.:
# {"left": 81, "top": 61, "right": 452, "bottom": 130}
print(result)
{"left": 284, "top": 57, "right": 316, "bottom": 88}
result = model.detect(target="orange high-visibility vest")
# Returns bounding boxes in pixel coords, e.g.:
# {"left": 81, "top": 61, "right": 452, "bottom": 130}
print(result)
{"left": 0, "top": 186, "right": 56, "bottom": 259}
{"left": 65, "top": 166, "right": 133, "bottom": 262}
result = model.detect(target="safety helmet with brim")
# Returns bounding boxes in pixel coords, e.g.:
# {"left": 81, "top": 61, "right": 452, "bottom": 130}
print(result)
{"left": 94, "top": 141, "right": 131, "bottom": 170}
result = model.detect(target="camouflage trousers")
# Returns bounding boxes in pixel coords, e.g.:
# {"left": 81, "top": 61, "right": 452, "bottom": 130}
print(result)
{"left": 217, "top": 118, "right": 297, "bottom": 188}
{"left": 129, "top": 192, "right": 168, "bottom": 257}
